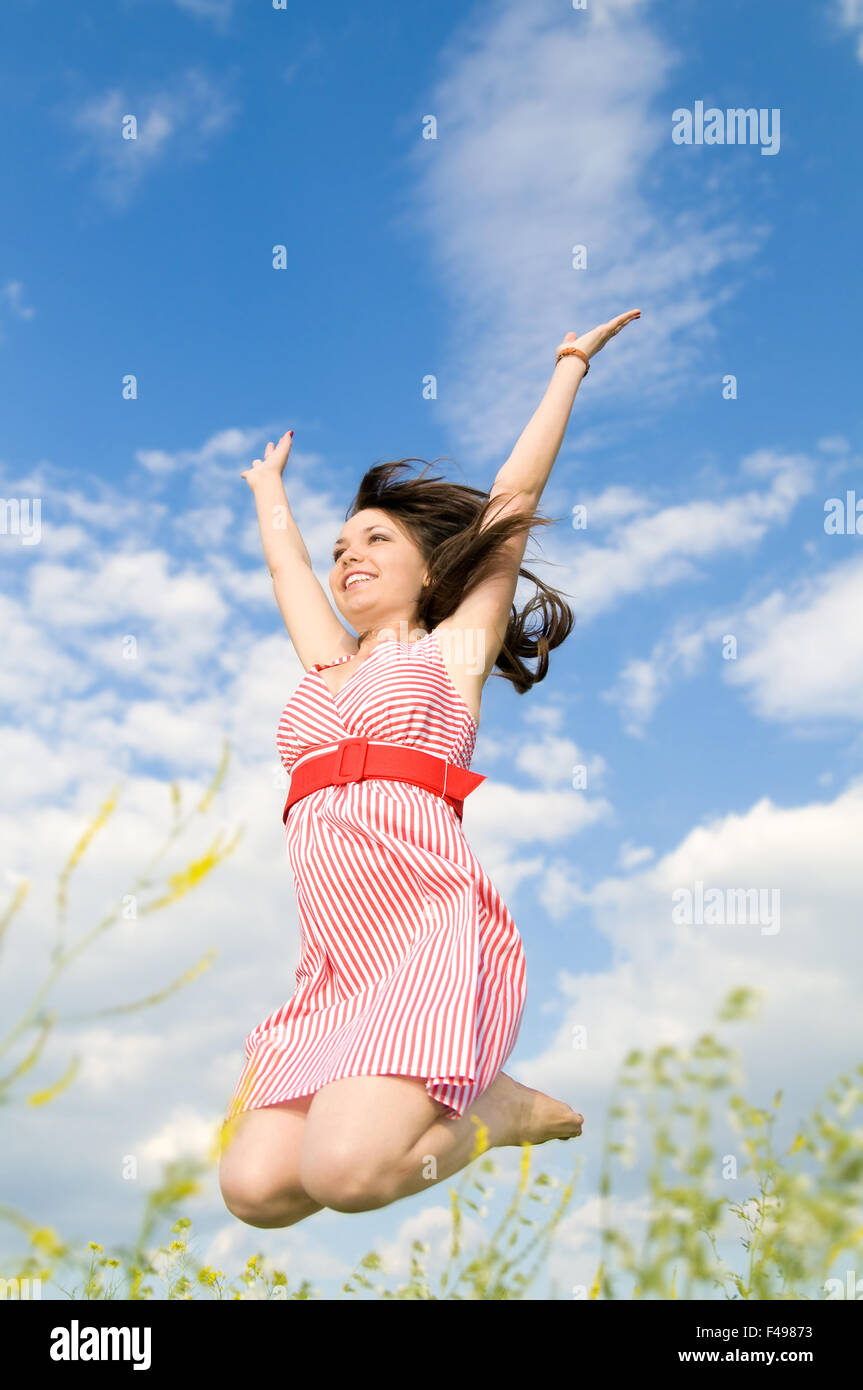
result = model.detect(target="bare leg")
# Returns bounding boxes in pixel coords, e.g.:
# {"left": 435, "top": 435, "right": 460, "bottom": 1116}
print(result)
{"left": 385, "top": 1072, "right": 583, "bottom": 1204}
{"left": 298, "top": 1071, "right": 583, "bottom": 1215}
{"left": 219, "top": 1096, "right": 325, "bottom": 1229}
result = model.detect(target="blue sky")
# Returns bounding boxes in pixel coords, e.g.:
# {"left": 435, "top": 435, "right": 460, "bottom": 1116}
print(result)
{"left": 1, "top": 0, "right": 862, "bottom": 1298}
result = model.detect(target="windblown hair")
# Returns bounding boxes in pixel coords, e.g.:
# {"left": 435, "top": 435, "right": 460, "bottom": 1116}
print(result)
{"left": 345, "top": 459, "right": 575, "bottom": 694}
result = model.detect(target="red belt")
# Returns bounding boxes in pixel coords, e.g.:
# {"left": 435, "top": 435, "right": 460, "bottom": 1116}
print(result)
{"left": 283, "top": 736, "right": 485, "bottom": 824}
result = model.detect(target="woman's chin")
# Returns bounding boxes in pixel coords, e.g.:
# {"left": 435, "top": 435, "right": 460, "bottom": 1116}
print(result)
{"left": 336, "top": 596, "right": 377, "bottom": 620}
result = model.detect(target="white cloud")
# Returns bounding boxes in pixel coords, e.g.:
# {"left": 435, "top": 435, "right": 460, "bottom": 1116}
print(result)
{"left": 28, "top": 550, "right": 228, "bottom": 630}
{"left": 604, "top": 655, "right": 663, "bottom": 735}
{"left": 534, "top": 860, "right": 592, "bottom": 922}
{"left": 604, "top": 550, "right": 863, "bottom": 734}
{"left": 131, "top": 426, "right": 345, "bottom": 580}
{"left": 65, "top": 69, "right": 240, "bottom": 208}
{"left": 137, "top": 1106, "right": 221, "bottom": 1166}
{"left": 559, "top": 449, "right": 813, "bottom": 621}
{"left": 617, "top": 841, "right": 655, "bottom": 870}
{"left": 513, "top": 779, "right": 863, "bottom": 1129}
{"left": 205, "top": 1214, "right": 349, "bottom": 1283}
{"left": 59, "top": 486, "right": 168, "bottom": 534}
{"left": 816, "top": 434, "right": 852, "bottom": 455}
{"left": 374, "top": 1202, "right": 484, "bottom": 1286}
{"left": 514, "top": 733, "right": 606, "bottom": 790}
{"left": 136, "top": 426, "right": 265, "bottom": 477}
{"left": 726, "top": 553, "right": 863, "bottom": 722}
{"left": 472, "top": 782, "right": 612, "bottom": 849}
{"left": 172, "top": 505, "right": 234, "bottom": 550}
{"left": 404, "top": 0, "right": 764, "bottom": 463}
{"left": 576, "top": 485, "right": 651, "bottom": 528}
{"left": 0, "top": 594, "right": 92, "bottom": 708}
{"left": 78, "top": 1029, "right": 174, "bottom": 1093}
{"left": 603, "top": 622, "right": 712, "bottom": 735}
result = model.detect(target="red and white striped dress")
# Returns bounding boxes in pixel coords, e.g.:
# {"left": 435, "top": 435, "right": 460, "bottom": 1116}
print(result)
{"left": 224, "top": 628, "right": 527, "bottom": 1122}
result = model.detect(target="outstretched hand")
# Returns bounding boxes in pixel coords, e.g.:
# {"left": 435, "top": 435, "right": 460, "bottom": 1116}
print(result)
{"left": 241, "top": 430, "right": 294, "bottom": 489}
{"left": 556, "top": 310, "right": 641, "bottom": 364}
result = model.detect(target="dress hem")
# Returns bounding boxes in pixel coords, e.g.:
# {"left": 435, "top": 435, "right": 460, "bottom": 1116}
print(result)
{"left": 224, "top": 1065, "right": 479, "bottom": 1123}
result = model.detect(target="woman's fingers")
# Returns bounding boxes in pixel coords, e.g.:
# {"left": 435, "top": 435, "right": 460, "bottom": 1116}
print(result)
{"left": 557, "top": 312, "right": 640, "bottom": 360}
{"left": 274, "top": 430, "right": 293, "bottom": 463}
{"left": 240, "top": 431, "right": 293, "bottom": 484}
{"left": 262, "top": 431, "right": 294, "bottom": 462}
{"left": 595, "top": 309, "right": 641, "bottom": 346}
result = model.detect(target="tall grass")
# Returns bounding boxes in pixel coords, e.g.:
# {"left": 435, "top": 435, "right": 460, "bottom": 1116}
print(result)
{"left": 2, "top": 768, "right": 860, "bottom": 1299}
{"left": 0, "top": 743, "right": 239, "bottom": 1108}
{"left": 3, "top": 997, "right": 861, "bottom": 1299}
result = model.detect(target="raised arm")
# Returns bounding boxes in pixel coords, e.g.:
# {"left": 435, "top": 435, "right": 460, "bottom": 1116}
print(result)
{"left": 439, "top": 312, "right": 641, "bottom": 680}
{"left": 241, "top": 432, "right": 351, "bottom": 669}
{"left": 491, "top": 312, "right": 640, "bottom": 505}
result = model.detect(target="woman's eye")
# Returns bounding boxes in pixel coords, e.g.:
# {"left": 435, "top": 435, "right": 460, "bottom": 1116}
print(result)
{"left": 333, "top": 535, "right": 386, "bottom": 561}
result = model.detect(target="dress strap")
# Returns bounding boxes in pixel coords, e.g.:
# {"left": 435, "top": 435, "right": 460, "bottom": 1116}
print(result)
{"left": 312, "top": 652, "right": 358, "bottom": 671}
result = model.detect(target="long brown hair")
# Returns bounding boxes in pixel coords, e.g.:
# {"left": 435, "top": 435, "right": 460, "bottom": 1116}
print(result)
{"left": 345, "top": 459, "right": 574, "bottom": 694}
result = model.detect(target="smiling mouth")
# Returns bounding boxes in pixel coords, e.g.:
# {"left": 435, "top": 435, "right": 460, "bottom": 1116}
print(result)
{"left": 344, "top": 575, "right": 377, "bottom": 591}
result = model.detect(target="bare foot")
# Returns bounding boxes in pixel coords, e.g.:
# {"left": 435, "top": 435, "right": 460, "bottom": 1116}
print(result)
{"left": 487, "top": 1071, "right": 583, "bottom": 1147}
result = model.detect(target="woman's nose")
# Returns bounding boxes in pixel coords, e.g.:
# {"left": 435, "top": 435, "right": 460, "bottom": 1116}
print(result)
{"left": 339, "top": 555, "right": 365, "bottom": 579}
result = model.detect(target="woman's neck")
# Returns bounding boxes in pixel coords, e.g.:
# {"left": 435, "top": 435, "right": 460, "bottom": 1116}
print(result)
{"left": 357, "top": 621, "right": 429, "bottom": 654}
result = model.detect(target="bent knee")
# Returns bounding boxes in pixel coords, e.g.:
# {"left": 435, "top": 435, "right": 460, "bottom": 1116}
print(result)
{"left": 219, "top": 1165, "right": 300, "bottom": 1228}
{"left": 300, "top": 1151, "right": 398, "bottom": 1213}
{"left": 219, "top": 1172, "right": 271, "bottom": 1226}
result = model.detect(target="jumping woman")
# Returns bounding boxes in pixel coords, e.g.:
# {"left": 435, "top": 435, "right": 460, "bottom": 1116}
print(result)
{"left": 220, "top": 312, "right": 641, "bottom": 1228}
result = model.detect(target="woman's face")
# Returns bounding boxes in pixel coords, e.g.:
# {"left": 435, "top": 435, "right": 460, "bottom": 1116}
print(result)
{"left": 330, "top": 507, "right": 429, "bottom": 625}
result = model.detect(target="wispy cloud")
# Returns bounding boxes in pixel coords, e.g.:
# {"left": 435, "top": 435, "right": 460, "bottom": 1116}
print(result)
{"left": 0, "top": 279, "right": 36, "bottom": 346}
{"left": 170, "top": 0, "right": 237, "bottom": 27}
{"left": 542, "top": 447, "right": 813, "bottom": 623}
{"left": 516, "top": 778, "right": 863, "bottom": 1114}
{"left": 136, "top": 427, "right": 270, "bottom": 477}
{"left": 2, "top": 280, "right": 36, "bottom": 320}
{"left": 725, "top": 553, "right": 863, "bottom": 724}
{"left": 402, "top": 0, "right": 764, "bottom": 462}
{"left": 64, "top": 68, "right": 240, "bottom": 208}
{"left": 832, "top": 0, "right": 863, "bottom": 63}
{"left": 603, "top": 550, "right": 863, "bottom": 736}
{"left": 132, "top": 424, "right": 346, "bottom": 567}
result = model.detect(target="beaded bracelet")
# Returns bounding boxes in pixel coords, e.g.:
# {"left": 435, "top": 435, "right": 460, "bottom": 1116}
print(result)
{"left": 555, "top": 344, "right": 590, "bottom": 374}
